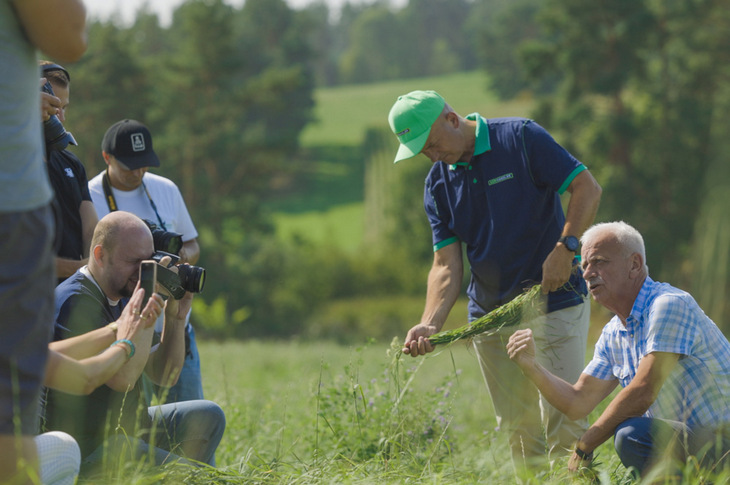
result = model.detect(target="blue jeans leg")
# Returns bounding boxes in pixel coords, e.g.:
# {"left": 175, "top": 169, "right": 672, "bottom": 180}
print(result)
{"left": 614, "top": 417, "right": 686, "bottom": 476}
{"left": 160, "top": 325, "right": 205, "bottom": 403}
{"left": 148, "top": 400, "right": 225, "bottom": 466}
{"left": 83, "top": 434, "right": 190, "bottom": 469}
{"left": 142, "top": 324, "right": 205, "bottom": 404}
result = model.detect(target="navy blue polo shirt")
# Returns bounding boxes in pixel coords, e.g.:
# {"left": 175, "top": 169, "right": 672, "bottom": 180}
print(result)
{"left": 424, "top": 114, "right": 587, "bottom": 318}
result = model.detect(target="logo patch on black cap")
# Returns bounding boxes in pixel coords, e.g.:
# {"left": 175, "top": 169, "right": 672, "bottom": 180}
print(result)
{"left": 131, "top": 133, "right": 146, "bottom": 152}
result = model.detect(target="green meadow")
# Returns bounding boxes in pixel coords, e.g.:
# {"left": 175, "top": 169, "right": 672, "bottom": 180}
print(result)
{"left": 90, "top": 336, "right": 720, "bottom": 484}
{"left": 74, "top": 73, "right": 728, "bottom": 483}
{"left": 185, "top": 73, "right": 726, "bottom": 483}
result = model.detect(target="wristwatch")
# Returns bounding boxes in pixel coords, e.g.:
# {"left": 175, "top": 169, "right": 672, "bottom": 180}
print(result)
{"left": 558, "top": 235, "right": 579, "bottom": 253}
{"left": 574, "top": 446, "right": 593, "bottom": 461}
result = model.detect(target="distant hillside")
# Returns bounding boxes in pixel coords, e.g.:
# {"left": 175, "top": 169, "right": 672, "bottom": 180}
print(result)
{"left": 272, "top": 71, "right": 534, "bottom": 251}
{"left": 300, "top": 70, "right": 533, "bottom": 147}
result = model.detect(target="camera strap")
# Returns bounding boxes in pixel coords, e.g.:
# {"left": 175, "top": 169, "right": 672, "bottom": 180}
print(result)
{"left": 101, "top": 171, "right": 119, "bottom": 212}
{"left": 102, "top": 171, "right": 167, "bottom": 229}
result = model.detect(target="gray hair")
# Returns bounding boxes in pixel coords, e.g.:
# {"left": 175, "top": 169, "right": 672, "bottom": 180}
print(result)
{"left": 581, "top": 221, "right": 649, "bottom": 274}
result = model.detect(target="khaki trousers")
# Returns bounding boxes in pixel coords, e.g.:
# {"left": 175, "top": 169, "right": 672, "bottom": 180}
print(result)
{"left": 472, "top": 297, "right": 590, "bottom": 473}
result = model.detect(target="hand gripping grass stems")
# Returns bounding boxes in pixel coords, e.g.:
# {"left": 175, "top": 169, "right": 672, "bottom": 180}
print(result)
{"left": 428, "top": 284, "right": 544, "bottom": 346}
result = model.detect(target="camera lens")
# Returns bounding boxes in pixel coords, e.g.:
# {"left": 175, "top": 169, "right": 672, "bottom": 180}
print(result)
{"left": 177, "top": 265, "right": 206, "bottom": 293}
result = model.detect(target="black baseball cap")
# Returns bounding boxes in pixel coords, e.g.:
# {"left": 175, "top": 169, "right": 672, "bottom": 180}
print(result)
{"left": 101, "top": 119, "right": 160, "bottom": 170}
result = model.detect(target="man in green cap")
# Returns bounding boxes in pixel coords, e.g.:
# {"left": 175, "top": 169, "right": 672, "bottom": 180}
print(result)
{"left": 389, "top": 90, "right": 602, "bottom": 474}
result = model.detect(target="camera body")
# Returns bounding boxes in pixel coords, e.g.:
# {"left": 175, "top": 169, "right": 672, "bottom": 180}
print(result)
{"left": 151, "top": 251, "right": 206, "bottom": 300}
{"left": 41, "top": 81, "right": 77, "bottom": 152}
{"left": 143, "top": 219, "right": 183, "bottom": 255}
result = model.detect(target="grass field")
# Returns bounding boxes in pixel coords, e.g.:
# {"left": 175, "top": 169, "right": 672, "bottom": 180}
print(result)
{"left": 140, "top": 73, "right": 729, "bottom": 483}
{"left": 196, "top": 338, "right": 564, "bottom": 483}
{"left": 74, "top": 322, "right": 728, "bottom": 483}
{"left": 182, "top": 338, "right": 723, "bottom": 484}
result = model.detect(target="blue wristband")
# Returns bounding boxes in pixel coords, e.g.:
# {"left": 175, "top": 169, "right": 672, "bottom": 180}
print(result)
{"left": 111, "top": 339, "right": 135, "bottom": 359}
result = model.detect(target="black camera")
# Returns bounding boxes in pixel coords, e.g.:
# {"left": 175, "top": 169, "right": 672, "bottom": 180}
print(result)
{"left": 151, "top": 251, "right": 206, "bottom": 299}
{"left": 143, "top": 219, "right": 183, "bottom": 255}
{"left": 41, "top": 81, "right": 77, "bottom": 152}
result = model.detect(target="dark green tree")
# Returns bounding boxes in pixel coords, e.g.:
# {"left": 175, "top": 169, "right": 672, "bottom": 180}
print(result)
{"left": 66, "top": 21, "right": 151, "bottom": 176}
{"left": 399, "top": 0, "right": 473, "bottom": 76}
{"left": 338, "top": 6, "right": 405, "bottom": 83}
{"left": 470, "top": 0, "right": 544, "bottom": 99}
{"left": 140, "top": 0, "right": 316, "bottom": 335}
{"left": 525, "top": 0, "right": 729, "bottom": 284}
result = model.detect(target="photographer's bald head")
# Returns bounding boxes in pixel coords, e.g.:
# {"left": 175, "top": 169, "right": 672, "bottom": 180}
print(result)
{"left": 88, "top": 211, "right": 153, "bottom": 301}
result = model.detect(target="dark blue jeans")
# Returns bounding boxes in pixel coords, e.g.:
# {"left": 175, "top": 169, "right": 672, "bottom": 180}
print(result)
{"left": 614, "top": 417, "right": 730, "bottom": 476}
{"left": 84, "top": 399, "right": 225, "bottom": 468}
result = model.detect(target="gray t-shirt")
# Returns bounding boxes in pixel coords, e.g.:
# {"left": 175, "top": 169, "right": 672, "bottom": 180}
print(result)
{"left": 0, "top": 0, "right": 53, "bottom": 212}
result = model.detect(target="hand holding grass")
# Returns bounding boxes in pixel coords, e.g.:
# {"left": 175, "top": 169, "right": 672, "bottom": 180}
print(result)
{"left": 402, "top": 322, "right": 439, "bottom": 356}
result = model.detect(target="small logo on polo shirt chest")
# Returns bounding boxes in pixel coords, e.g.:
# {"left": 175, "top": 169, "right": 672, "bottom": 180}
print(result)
{"left": 487, "top": 173, "right": 514, "bottom": 186}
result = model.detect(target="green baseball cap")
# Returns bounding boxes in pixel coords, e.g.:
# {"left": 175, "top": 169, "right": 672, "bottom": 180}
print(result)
{"left": 388, "top": 90, "right": 445, "bottom": 163}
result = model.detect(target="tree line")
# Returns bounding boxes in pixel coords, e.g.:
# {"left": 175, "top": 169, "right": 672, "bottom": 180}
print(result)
{"left": 63, "top": 0, "right": 730, "bottom": 339}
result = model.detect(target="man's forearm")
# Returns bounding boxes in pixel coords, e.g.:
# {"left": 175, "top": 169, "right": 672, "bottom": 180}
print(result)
{"left": 12, "top": 0, "right": 87, "bottom": 62}
{"left": 578, "top": 381, "right": 655, "bottom": 452}
{"left": 563, "top": 170, "right": 602, "bottom": 238}
{"left": 105, "top": 325, "right": 155, "bottom": 392}
{"left": 56, "top": 256, "right": 87, "bottom": 278}
{"left": 179, "top": 239, "right": 200, "bottom": 265}
{"left": 520, "top": 360, "right": 591, "bottom": 420}
{"left": 49, "top": 323, "right": 115, "bottom": 359}
{"left": 79, "top": 200, "right": 98, "bottom": 258}
{"left": 421, "top": 244, "right": 463, "bottom": 330}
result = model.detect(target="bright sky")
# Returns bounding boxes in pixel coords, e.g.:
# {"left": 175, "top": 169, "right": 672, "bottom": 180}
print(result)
{"left": 83, "top": 0, "right": 405, "bottom": 26}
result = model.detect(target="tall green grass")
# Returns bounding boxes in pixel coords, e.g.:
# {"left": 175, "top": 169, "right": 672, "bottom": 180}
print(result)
{"left": 200, "top": 340, "right": 730, "bottom": 484}
{"left": 72, "top": 338, "right": 730, "bottom": 483}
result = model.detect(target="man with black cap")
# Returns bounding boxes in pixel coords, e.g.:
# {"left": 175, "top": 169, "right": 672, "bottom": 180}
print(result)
{"left": 88, "top": 119, "right": 205, "bottom": 405}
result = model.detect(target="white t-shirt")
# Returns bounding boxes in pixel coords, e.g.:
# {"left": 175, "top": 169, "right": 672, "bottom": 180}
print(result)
{"left": 88, "top": 171, "right": 197, "bottom": 241}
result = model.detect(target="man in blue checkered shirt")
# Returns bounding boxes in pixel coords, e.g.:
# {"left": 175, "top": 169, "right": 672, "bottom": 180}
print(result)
{"left": 507, "top": 221, "right": 730, "bottom": 477}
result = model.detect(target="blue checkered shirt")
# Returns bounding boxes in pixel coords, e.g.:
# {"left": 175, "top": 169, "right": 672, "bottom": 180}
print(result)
{"left": 584, "top": 277, "right": 730, "bottom": 428}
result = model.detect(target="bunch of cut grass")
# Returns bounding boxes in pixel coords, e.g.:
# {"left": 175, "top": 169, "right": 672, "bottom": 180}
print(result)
{"left": 429, "top": 284, "right": 544, "bottom": 346}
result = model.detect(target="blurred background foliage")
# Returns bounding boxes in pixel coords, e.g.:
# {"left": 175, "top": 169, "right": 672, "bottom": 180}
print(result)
{"left": 61, "top": 0, "right": 730, "bottom": 341}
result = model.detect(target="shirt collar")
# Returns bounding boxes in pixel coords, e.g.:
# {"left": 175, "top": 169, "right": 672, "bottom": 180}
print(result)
{"left": 449, "top": 113, "right": 491, "bottom": 170}
{"left": 80, "top": 265, "right": 121, "bottom": 307}
{"left": 625, "top": 276, "right": 653, "bottom": 331}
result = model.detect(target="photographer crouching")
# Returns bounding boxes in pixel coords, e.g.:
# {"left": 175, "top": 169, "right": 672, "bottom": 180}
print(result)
{"left": 46, "top": 211, "right": 225, "bottom": 470}
{"left": 88, "top": 119, "right": 207, "bottom": 407}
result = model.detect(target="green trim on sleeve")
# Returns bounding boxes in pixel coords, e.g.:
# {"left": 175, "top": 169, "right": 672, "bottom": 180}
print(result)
{"left": 558, "top": 165, "right": 587, "bottom": 195}
{"left": 434, "top": 236, "right": 459, "bottom": 252}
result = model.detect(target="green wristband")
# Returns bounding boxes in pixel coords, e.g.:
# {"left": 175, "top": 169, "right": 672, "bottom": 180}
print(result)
{"left": 111, "top": 339, "right": 135, "bottom": 359}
